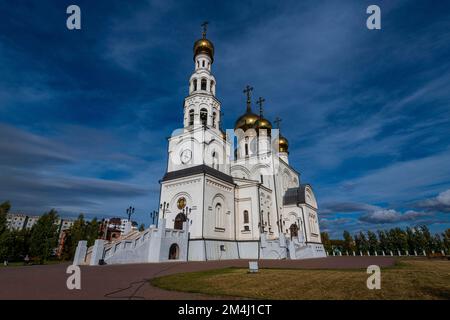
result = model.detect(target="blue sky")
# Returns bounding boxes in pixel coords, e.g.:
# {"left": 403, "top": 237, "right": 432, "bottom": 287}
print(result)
{"left": 0, "top": 0, "right": 449, "bottom": 238}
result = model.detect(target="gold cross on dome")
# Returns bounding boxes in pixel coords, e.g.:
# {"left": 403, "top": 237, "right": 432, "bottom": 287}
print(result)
{"left": 201, "top": 21, "right": 209, "bottom": 37}
{"left": 274, "top": 117, "right": 282, "bottom": 129}
{"left": 256, "top": 97, "right": 265, "bottom": 116}
{"left": 243, "top": 85, "right": 254, "bottom": 111}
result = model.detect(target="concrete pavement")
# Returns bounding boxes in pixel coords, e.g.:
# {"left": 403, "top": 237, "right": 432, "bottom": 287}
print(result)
{"left": 0, "top": 256, "right": 396, "bottom": 300}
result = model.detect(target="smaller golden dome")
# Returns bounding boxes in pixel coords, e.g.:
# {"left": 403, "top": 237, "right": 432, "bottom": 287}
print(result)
{"left": 279, "top": 135, "right": 289, "bottom": 153}
{"left": 193, "top": 38, "right": 214, "bottom": 62}
{"left": 234, "top": 111, "right": 259, "bottom": 132}
{"left": 220, "top": 129, "right": 226, "bottom": 140}
{"left": 255, "top": 117, "right": 272, "bottom": 135}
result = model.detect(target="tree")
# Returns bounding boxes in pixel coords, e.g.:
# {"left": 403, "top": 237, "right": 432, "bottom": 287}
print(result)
{"left": 330, "top": 239, "right": 344, "bottom": 253}
{"left": 420, "top": 225, "right": 433, "bottom": 254}
{"left": 29, "top": 210, "right": 59, "bottom": 264}
{"left": 61, "top": 215, "right": 100, "bottom": 261}
{"left": 443, "top": 229, "right": 450, "bottom": 253}
{"left": 0, "top": 201, "right": 11, "bottom": 235}
{"left": 0, "top": 228, "right": 32, "bottom": 262}
{"left": 406, "top": 227, "right": 416, "bottom": 253}
{"left": 342, "top": 230, "right": 354, "bottom": 253}
{"left": 86, "top": 218, "right": 100, "bottom": 247}
{"left": 357, "top": 232, "right": 369, "bottom": 252}
{"left": 0, "top": 201, "right": 13, "bottom": 262}
{"left": 389, "top": 228, "right": 408, "bottom": 253}
{"left": 321, "top": 232, "right": 331, "bottom": 253}
{"left": 432, "top": 234, "right": 443, "bottom": 252}
{"left": 377, "top": 230, "right": 389, "bottom": 253}
{"left": 0, "top": 231, "right": 14, "bottom": 262}
{"left": 412, "top": 226, "right": 426, "bottom": 253}
{"left": 61, "top": 214, "right": 86, "bottom": 260}
{"left": 367, "top": 231, "right": 379, "bottom": 254}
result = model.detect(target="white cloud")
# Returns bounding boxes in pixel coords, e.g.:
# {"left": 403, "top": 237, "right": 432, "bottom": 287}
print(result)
{"left": 359, "top": 209, "right": 429, "bottom": 224}
{"left": 416, "top": 189, "right": 450, "bottom": 213}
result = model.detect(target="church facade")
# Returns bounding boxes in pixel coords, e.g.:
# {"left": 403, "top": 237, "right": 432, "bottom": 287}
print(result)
{"left": 74, "top": 26, "right": 325, "bottom": 266}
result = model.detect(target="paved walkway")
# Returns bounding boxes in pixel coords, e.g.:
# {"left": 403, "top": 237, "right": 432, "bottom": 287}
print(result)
{"left": 0, "top": 256, "right": 395, "bottom": 300}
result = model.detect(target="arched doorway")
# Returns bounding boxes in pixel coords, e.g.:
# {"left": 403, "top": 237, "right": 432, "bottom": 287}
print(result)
{"left": 289, "top": 223, "right": 299, "bottom": 239}
{"left": 174, "top": 213, "right": 187, "bottom": 230}
{"left": 168, "top": 244, "right": 179, "bottom": 260}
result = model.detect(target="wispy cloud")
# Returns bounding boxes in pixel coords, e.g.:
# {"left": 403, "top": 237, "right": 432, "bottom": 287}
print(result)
{"left": 359, "top": 209, "right": 429, "bottom": 224}
{"left": 416, "top": 189, "right": 450, "bottom": 213}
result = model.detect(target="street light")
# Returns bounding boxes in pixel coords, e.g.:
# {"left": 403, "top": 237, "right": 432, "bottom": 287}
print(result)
{"left": 160, "top": 201, "right": 169, "bottom": 219}
{"left": 126, "top": 206, "right": 135, "bottom": 221}
{"left": 182, "top": 206, "right": 192, "bottom": 224}
{"left": 150, "top": 210, "right": 158, "bottom": 227}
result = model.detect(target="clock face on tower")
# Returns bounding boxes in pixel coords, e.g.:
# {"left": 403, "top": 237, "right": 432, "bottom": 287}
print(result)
{"left": 180, "top": 149, "right": 192, "bottom": 164}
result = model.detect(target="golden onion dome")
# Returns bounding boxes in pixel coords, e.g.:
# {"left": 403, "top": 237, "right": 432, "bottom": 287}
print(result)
{"left": 278, "top": 135, "right": 289, "bottom": 153}
{"left": 255, "top": 117, "right": 272, "bottom": 134}
{"left": 234, "top": 111, "right": 259, "bottom": 132}
{"left": 193, "top": 38, "right": 214, "bottom": 62}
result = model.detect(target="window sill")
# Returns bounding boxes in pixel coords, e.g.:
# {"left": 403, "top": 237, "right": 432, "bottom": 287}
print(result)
{"left": 215, "top": 227, "right": 225, "bottom": 232}
{"left": 241, "top": 230, "right": 251, "bottom": 234}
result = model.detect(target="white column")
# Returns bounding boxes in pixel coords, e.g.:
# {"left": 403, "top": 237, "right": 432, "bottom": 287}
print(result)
{"left": 73, "top": 241, "right": 87, "bottom": 266}
{"left": 90, "top": 240, "right": 105, "bottom": 266}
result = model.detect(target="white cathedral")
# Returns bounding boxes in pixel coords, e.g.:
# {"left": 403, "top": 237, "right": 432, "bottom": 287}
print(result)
{"left": 74, "top": 25, "right": 326, "bottom": 266}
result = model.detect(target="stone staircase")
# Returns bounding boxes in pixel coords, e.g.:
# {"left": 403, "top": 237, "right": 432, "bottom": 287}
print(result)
{"left": 83, "top": 229, "right": 144, "bottom": 265}
{"left": 73, "top": 219, "right": 190, "bottom": 265}
{"left": 287, "top": 236, "right": 326, "bottom": 259}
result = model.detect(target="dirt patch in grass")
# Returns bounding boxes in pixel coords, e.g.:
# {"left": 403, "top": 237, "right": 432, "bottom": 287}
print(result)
{"left": 150, "top": 258, "right": 450, "bottom": 300}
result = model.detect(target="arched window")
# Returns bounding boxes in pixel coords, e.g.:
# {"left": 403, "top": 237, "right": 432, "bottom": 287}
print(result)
{"left": 174, "top": 213, "right": 187, "bottom": 230}
{"left": 245, "top": 137, "right": 249, "bottom": 156}
{"left": 250, "top": 138, "right": 258, "bottom": 154}
{"left": 212, "top": 112, "right": 217, "bottom": 128}
{"left": 290, "top": 224, "right": 299, "bottom": 239}
{"left": 210, "top": 80, "right": 215, "bottom": 93}
{"left": 201, "top": 79, "right": 207, "bottom": 90}
{"left": 189, "top": 109, "right": 194, "bottom": 126}
{"left": 193, "top": 79, "right": 197, "bottom": 91}
{"left": 212, "top": 151, "right": 219, "bottom": 170}
{"left": 169, "top": 243, "right": 179, "bottom": 260}
{"left": 200, "top": 108, "right": 208, "bottom": 126}
{"left": 309, "top": 214, "right": 317, "bottom": 234}
{"left": 243, "top": 210, "right": 249, "bottom": 224}
{"left": 215, "top": 203, "right": 223, "bottom": 228}
{"left": 202, "top": 60, "right": 205, "bottom": 67}
{"left": 260, "top": 210, "right": 265, "bottom": 231}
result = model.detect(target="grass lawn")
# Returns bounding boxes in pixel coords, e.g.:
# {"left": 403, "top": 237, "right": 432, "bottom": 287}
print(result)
{"left": 151, "top": 258, "right": 450, "bottom": 300}
{"left": 0, "top": 259, "right": 66, "bottom": 268}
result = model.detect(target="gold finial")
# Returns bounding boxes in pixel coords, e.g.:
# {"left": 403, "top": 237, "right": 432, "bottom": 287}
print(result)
{"left": 243, "top": 85, "right": 254, "bottom": 112}
{"left": 274, "top": 117, "right": 282, "bottom": 129}
{"left": 256, "top": 97, "right": 265, "bottom": 117}
{"left": 201, "top": 21, "right": 209, "bottom": 38}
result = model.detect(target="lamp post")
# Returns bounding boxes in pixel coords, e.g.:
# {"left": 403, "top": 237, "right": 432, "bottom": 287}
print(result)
{"left": 160, "top": 201, "right": 169, "bottom": 219}
{"left": 126, "top": 206, "right": 135, "bottom": 222}
{"left": 182, "top": 206, "right": 192, "bottom": 222}
{"left": 150, "top": 210, "right": 158, "bottom": 227}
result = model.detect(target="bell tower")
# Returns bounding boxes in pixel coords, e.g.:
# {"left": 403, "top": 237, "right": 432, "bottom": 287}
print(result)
{"left": 183, "top": 22, "right": 221, "bottom": 133}
{"left": 166, "top": 23, "right": 230, "bottom": 174}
